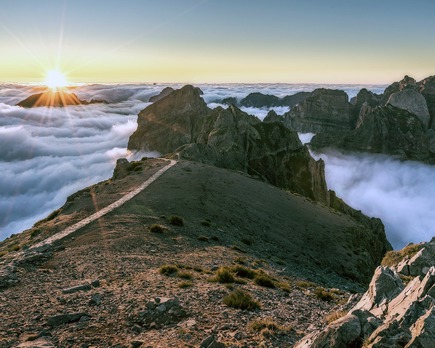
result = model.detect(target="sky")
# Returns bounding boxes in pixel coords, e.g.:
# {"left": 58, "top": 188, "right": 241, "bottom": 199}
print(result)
{"left": 0, "top": 0, "right": 435, "bottom": 84}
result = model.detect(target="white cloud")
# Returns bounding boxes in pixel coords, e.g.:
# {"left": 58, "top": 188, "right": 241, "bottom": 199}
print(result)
{"left": 312, "top": 149, "right": 435, "bottom": 249}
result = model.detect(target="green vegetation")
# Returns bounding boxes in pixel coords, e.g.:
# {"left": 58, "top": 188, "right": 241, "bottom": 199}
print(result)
{"left": 314, "top": 287, "right": 336, "bottom": 302}
{"left": 248, "top": 318, "right": 291, "bottom": 337}
{"left": 254, "top": 273, "right": 275, "bottom": 288}
{"left": 169, "top": 216, "right": 184, "bottom": 226}
{"left": 276, "top": 281, "right": 292, "bottom": 293}
{"left": 30, "top": 228, "right": 42, "bottom": 239}
{"left": 177, "top": 271, "right": 193, "bottom": 280}
{"left": 197, "top": 235, "right": 209, "bottom": 242}
{"left": 231, "top": 265, "right": 257, "bottom": 279}
{"left": 178, "top": 281, "right": 193, "bottom": 288}
{"left": 381, "top": 243, "right": 424, "bottom": 267}
{"left": 241, "top": 238, "right": 252, "bottom": 245}
{"left": 223, "top": 289, "right": 260, "bottom": 310}
{"left": 149, "top": 224, "right": 165, "bottom": 233}
{"left": 201, "top": 220, "right": 211, "bottom": 227}
{"left": 295, "top": 280, "right": 317, "bottom": 288}
{"left": 212, "top": 267, "right": 236, "bottom": 283}
{"left": 159, "top": 264, "right": 179, "bottom": 276}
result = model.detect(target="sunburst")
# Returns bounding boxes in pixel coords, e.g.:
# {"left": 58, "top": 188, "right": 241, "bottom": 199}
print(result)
{"left": 44, "top": 70, "right": 69, "bottom": 90}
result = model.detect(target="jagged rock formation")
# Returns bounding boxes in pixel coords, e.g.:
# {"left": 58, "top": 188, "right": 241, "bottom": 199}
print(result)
{"left": 128, "top": 85, "right": 329, "bottom": 203}
{"left": 219, "top": 91, "right": 310, "bottom": 108}
{"left": 16, "top": 90, "right": 104, "bottom": 108}
{"left": 263, "top": 110, "right": 282, "bottom": 123}
{"left": 307, "top": 76, "right": 435, "bottom": 163}
{"left": 148, "top": 87, "right": 175, "bottom": 103}
{"left": 283, "top": 89, "right": 353, "bottom": 133}
{"left": 296, "top": 238, "right": 435, "bottom": 347}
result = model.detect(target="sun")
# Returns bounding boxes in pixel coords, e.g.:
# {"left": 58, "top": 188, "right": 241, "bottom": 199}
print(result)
{"left": 44, "top": 70, "right": 69, "bottom": 90}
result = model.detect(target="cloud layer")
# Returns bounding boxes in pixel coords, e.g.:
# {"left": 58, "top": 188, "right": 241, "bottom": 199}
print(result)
{"left": 312, "top": 150, "right": 435, "bottom": 249}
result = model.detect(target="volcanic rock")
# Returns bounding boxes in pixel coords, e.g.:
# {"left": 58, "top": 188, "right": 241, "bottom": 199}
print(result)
{"left": 129, "top": 85, "right": 330, "bottom": 203}
{"left": 296, "top": 238, "right": 435, "bottom": 347}
{"left": 387, "top": 89, "right": 430, "bottom": 128}
{"left": 148, "top": 87, "right": 174, "bottom": 103}
{"left": 283, "top": 88, "right": 352, "bottom": 133}
{"left": 263, "top": 110, "right": 282, "bottom": 123}
{"left": 128, "top": 85, "right": 209, "bottom": 155}
{"left": 240, "top": 92, "right": 280, "bottom": 107}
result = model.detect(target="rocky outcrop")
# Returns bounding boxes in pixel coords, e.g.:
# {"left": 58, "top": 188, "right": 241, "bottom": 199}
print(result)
{"left": 419, "top": 75, "right": 435, "bottom": 130}
{"left": 263, "top": 110, "right": 283, "bottom": 123}
{"left": 148, "top": 87, "right": 174, "bottom": 103}
{"left": 387, "top": 89, "right": 430, "bottom": 127}
{"left": 16, "top": 91, "right": 104, "bottom": 108}
{"left": 283, "top": 89, "right": 353, "bottom": 133}
{"left": 128, "top": 85, "right": 330, "bottom": 203}
{"left": 311, "top": 104, "right": 434, "bottom": 162}
{"left": 296, "top": 238, "right": 435, "bottom": 347}
{"left": 223, "top": 91, "right": 310, "bottom": 108}
{"left": 240, "top": 92, "right": 280, "bottom": 107}
{"left": 128, "top": 85, "right": 210, "bottom": 155}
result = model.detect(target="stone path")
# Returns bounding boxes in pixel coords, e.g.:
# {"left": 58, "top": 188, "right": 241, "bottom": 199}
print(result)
{"left": 30, "top": 159, "right": 177, "bottom": 250}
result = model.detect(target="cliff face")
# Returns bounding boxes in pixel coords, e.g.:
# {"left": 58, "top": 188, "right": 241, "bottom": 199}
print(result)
{"left": 283, "top": 88, "right": 352, "bottom": 133}
{"left": 307, "top": 76, "right": 435, "bottom": 163}
{"left": 128, "top": 86, "right": 330, "bottom": 204}
{"left": 128, "top": 85, "right": 210, "bottom": 154}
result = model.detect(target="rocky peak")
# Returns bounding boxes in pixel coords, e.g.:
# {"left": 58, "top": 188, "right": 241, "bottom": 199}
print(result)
{"left": 17, "top": 91, "right": 83, "bottom": 108}
{"left": 263, "top": 110, "right": 282, "bottom": 123}
{"left": 283, "top": 88, "right": 352, "bottom": 133}
{"left": 148, "top": 87, "right": 174, "bottom": 103}
{"left": 386, "top": 89, "right": 430, "bottom": 127}
{"left": 127, "top": 85, "right": 209, "bottom": 154}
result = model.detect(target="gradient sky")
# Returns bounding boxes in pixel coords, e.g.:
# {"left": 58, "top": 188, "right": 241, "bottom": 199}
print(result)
{"left": 1, "top": 0, "right": 434, "bottom": 84}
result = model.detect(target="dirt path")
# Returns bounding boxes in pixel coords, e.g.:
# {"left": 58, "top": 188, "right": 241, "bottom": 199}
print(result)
{"left": 30, "top": 159, "right": 177, "bottom": 250}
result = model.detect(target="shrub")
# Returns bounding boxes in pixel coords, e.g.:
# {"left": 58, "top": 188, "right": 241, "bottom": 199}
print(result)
{"left": 325, "top": 310, "right": 347, "bottom": 324}
{"left": 212, "top": 267, "right": 235, "bottom": 283}
{"left": 30, "top": 228, "right": 42, "bottom": 239}
{"left": 169, "top": 216, "right": 184, "bottom": 226}
{"left": 178, "top": 281, "right": 193, "bottom": 288}
{"left": 7, "top": 244, "right": 20, "bottom": 252}
{"left": 381, "top": 243, "right": 424, "bottom": 267}
{"left": 276, "top": 281, "right": 292, "bottom": 293}
{"left": 231, "top": 265, "right": 257, "bottom": 279}
{"left": 295, "top": 280, "right": 317, "bottom": 288}
{"left": 197, "top": 235, "right": 209, "bottom": 242}
{"left": 254, "top": 273, "right": 275, "bottom": 288}
{"left": 223, "top": 289, "right": 260, "bottom": 310}
{"left": 210, "top": 236, "right": 219, "bottom": 241}
{"left": 0, "top": 251, "right": 7, "bottom": 258}
{"left": 234, "top": 257, "right": 247, "bottom": 265}
{"left": 241, "top": 238, "right": 252, "bottom": 245}
{"left": 150, "top": 224, "right": 165, "bottom": 233}
{"left": 159, "top": 264, "right": 178, "bottom": 276}
{"left": 201, "top": 221, "right": 211, "bottom": 227}
{"left": 177, "top": 271, "right": 193, "bottom": 280}
{"left": 314, "top": 287, "right": 336, "bottom": 302}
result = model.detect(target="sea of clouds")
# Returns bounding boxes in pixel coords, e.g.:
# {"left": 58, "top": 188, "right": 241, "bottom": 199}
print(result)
{"left": 1, "top": 82, "right": 433, "bottom": 249}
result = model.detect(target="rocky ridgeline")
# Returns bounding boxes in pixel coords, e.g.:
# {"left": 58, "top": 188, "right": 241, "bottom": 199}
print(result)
{"left": 296, "top": 238, "right": 435, "bottom": 347}
{"left": 128, "top": 85, "right": 329, "bottom": 204}
{"left": 277, "top": 75, "right": 435, "bottom": 163}
{"left": 16, "top": 90, "right": 105, "bottom": 108}
{"left": 219, "top": 91, "right": 310, "bottom": 108}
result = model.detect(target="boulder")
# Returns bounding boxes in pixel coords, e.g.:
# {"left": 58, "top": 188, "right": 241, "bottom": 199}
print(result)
{"left": 47, "top": 312, "right": 91, "bottom": 327}
{"left": 419, "top": 75, "right": 435, "bottom": 130}
{"left": 387, "top": 89, "right": 430, "bottom": 128}
{"left": 148, "top": 87, "right": 174, "bottom": 103}
{"left": 295, "top": 314, "right": 361, "bottom": 348}
{"left": 283, "top": 88, "right": 352, "bottom": 133}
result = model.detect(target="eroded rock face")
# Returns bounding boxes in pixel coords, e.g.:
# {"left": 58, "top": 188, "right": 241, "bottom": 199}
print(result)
{"left": 236, "top": 91, "right": 310, "bottom": 108}
{"left": 296, "top": 238, "right": 435, "bottom": 348}
{"left": 128, "top": 86, "right": 330, "bottom": 203}
{"left": 387, "top": 89, "right": 430, "bottom": 128}
{"left": 283, "top": 88, "right": 352, "bottom": 133}
{"left": 311, "top": 104, "right": 433, "bottom": 162}
{"left": 128, "top": 85, "right": 210, "bottom": 155}
{"left": 148, "top": 87, "right": 174, "bottom": 103}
